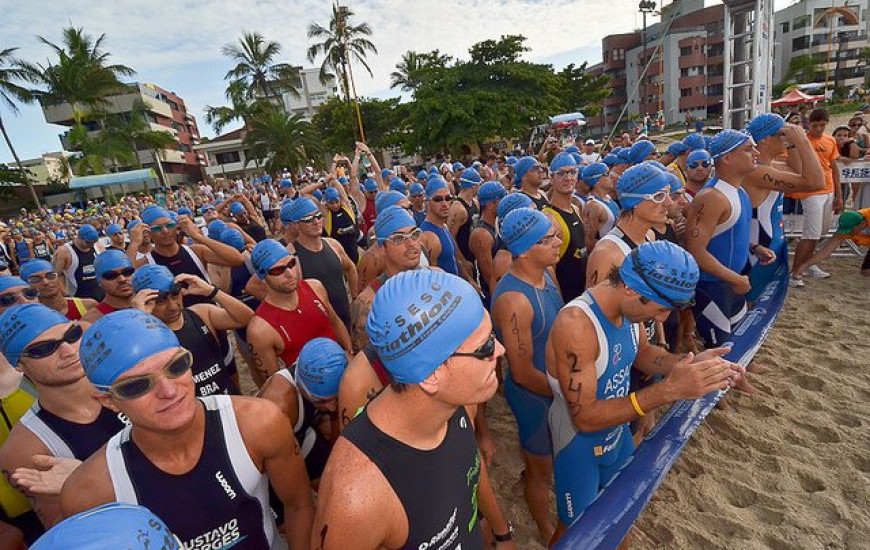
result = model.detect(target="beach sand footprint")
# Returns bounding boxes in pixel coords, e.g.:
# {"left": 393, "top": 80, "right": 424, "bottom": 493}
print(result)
{"left": 721, "top": 481, "right": 759, "bottom": 509}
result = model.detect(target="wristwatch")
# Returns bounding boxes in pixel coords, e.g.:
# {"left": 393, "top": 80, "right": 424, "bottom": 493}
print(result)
{"left": 493, "top": 521, "right": 514, "bottom": 543}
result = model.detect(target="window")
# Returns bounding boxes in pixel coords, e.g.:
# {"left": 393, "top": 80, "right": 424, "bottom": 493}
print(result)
{"left": 707, "top": 84, "right": 723, "bottom": 96}
{"left": 681, "top": 68, "right": 689, "bottom": 77}
{"left": 781, "top": 21, "right": 790, "bottom": 34}
{"left": 215, "top": 151, "right": 241, "bottom": 164}
{"left": 680, "top": 46, "right": 692, "bottom": 56}
{"left": 792, "top": 36, "right": 810, "bottom": 51}
{"left": 681, "top": 88, "right": 692, "bottom": 97}
{"left": 179, "top": 144, "right": 191, "bottom": 153}
{"left": 794, "top": 15, "right": 810, "bottom": 30}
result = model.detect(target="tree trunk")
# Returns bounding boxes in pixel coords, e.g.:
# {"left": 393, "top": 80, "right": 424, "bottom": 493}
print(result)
{"left": 0, "top": 114, "right": 41, "bottom": 208}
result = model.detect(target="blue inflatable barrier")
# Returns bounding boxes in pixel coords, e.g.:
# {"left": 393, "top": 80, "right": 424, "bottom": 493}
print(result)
{"left": 554, "top": 260, "right": 789, "bottom": 550}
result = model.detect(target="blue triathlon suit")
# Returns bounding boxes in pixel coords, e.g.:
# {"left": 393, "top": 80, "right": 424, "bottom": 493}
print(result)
{"left": 548, "top": 291, "right": 638, "bottom": 525}
{"left": 491, "top": 270, "right": 563, "bottom": 456}
{"left": 747, "top": 190, "right": 786, "bottom": 302}
{"left": 691, "top": 179, "right": 751, "bottom": 347}
{"left": 419, "top": 220, "right": 460, "bottom": 275}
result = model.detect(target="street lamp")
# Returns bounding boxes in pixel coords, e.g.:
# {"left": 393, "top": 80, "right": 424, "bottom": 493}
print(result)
{"left": 639, "top": 0, "right": 656, "bottom": 115}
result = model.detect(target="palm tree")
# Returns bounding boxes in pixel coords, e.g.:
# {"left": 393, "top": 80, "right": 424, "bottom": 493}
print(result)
{"left": 17, "top": 27, "right": 134, "bottom": 125}
{"left": 307, "top": 5, "right": 377, "bottom": 100}
{"left": 390, "top": 50, "right": 451, "bottom": 92}
{"left": 65, "top": 122, "right": 134, "bottom": 176}
{"left": 0, "top": 47, "right": 40, "bottom": 206}
{"left": 204, "top": 80, "right": 273, "bottom": 134}
{"left": 785, "top": 55, "right": 819, "bottom": 84}
{"left": 222, "top": 32, "right": 300, "bottom": 101}
{"left": 243, "top": 107, "right": 322, "bottom": 173}
{"left": 103, "top": 99, "right": 177, "bottom": 186}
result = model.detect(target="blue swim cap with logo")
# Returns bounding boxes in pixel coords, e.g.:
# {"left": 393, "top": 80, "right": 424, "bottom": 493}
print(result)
{"left": 220, "top": 228, "right": 246, "bottom": 252}
{"left": 375, "top": 191, "right": 407, "bottom": 215}
{"left": 459, "top": 168, "right": 482, "bottom": 189}
{"left": 375, "top": 206, "right": 416, "bottom": 245}
{"left": 500, "top": 208, "right": 552, "bottom": 255}
{"left": 0, "top": 276, "right": 28, "bottom": 293}
{"left": 31, "top": 502, "right": 180, "bottom": 550}
{"left": 296, "top": 337, "right": 348, "bottom": 399}
{"left": 425, "top": 178, "right": 448, "bottom": 198}
{"left": 747, "top": 113, "right": 785, "bottom": 143}
{"left": 389, "top": 178, "right": 408, "bottom": 193}
{"left": 251, "top": 239, "right": 291, "bottom": 279}
{"left": 581, "top": 163, "right": 609, "bottom": 187}
{"left": 81, "top": 309, "right": 181, "bottom": 391}
{"left": 496, "top": 193, "right": 534, "bottom": 220}
{"left": 94, "top": 249, "right": 133, "bottom": 280}
{"left": 627, "top": 140, "right": 656, "bottom": 164}
{"left": 617, "top": 163, "right": 671, "bottom": 210}
{"left": 0, "top": 303, "right": 69, "bottom": 366}
{"left": 207, "top": 220, "right": 228, "bottom": 238}
{"left": 131, "top": 264, "right": 175, "bottom": 293}
{"left": 141, "top": 206, "right": 171, "bottom": 225}
{"left": 709, "top": 129, "right": 752, "bottom": 160}
{"left": 367, "top": 270, "right": 485, "bottom": 384}
{"left": 619, "top": 241, "right": 699, "bottom": 309}
{"left": 478, "top": 182, "right": 507, "bottom": 206}
{"left": 286, "top": 197, "right": 319, "bottom": 222}
{"left": 19, "top": 259, "right": 53, "bottom": 282}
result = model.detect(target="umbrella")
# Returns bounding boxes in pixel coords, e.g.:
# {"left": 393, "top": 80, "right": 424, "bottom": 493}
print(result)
{"left": 549, "top": 112, "right": 586, "bottom": 128}
{"left": 771, "top": 89, "right": 825, "bottom": 107}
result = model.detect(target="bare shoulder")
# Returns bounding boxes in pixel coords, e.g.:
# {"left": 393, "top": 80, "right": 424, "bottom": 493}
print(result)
{"left": 59, "top": 446, "right": 113, "bottom": 517}
{"left": 0, "top": 423, "right": 50, "bottom": 471}
{"left": 247, "top": 315, "right": 278, "bottom": 342}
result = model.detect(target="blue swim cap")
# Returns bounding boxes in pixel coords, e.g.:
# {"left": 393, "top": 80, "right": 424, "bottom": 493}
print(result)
{"left": 381, "top": 168, "right": 394, "bottom": 180}
{"left": 513, "top": 156, "right": 541, "bottom": 185}
{"left": 131, "top": 264, "right": 175, "bottom": 293}
{"left": 417, "top": 170, "right": 427, "bottom": 180}
{"left": 219, "top": 228, "right": 246, "bottom": 252}
{"left": 375, "top": 190, "right": 408, "bottom": 215}
{"left": 324, "top": 187, "right": 341, "bottom": 203}
{"left": 94, "top": 249, "right": 133, "bottom": 280}
{"left": 127, "top": 220, "right": 142, "bottom": 232}
{"left": 687, "top": 149, "right": 712, "bottom": 167}
{"left": 30, "top": 502, "right": 180, "bottom": 550}
{"left": 428, "top": 166, "right": 439, "bottom": 175}
{"left": 167, "top": 211, "right": 179, "bottom": 223}
{"left": 296, "top": 337, "right": 348, "bottom": 399}
{"left": 0, "top": 276, "right": 28, "bottom": 293}
{"left": 177, "top": 206, "right": 192, "bottom": 217}
{"left": 367, "top": 270, "right": 485, "bottom": 384}
{"left": 667, "top": 142, "right": 690, "bottom": 157}
{"left": 141, "top": 206, "right": 171, "bottom": 225}
{"left": 375, "top": 205, "right": 416, "bottom": 245}
{"left": 603, "top": 153, "right": 620, "bottom": 167}
{"left": 505, "top": 156, "right": 518, "bottom": 167}
{"left": 409, "top": 182, "right": 426, "bottom": 197}
{"left": 81, "top": 309, "right": 180, "bottom": 391}
{"left": 682, "top": 133, "right": 706, "bottom": 152}
{"left": 549, "top": 152, "right": 578, "bottom": 173}
{"left": 617, "top": 163, "right": 671, "bottom": 210}
{"left": 645, "top": 160, "right": 667, "bottom": 171}
{"left": 0, "top": 303, "right": 68, "bottom": 366}
{"left": 570, "top": 152, "right": 583, "bottom": 166}
{"left": 280, "top": 178, "right": 293, "bottom": 188}
{"left": 77, "top": 224, "right": 99, "bottom": 242}
{"left": 312, "top": 189, "right": 324, "bottom": 202}
{"left": 616, "top": 148, "right": 632, "bottom": 165}
{"left": 251, "top": 239, "right": 290, "bottom": 279}
{"left": 459, "top": 168, "right": 482, "bottom": 189}
{"left": 279, "top": 200, "right": 295, "bottom": 225}
{"left": 363, "top": 178, "right": 378, "bottom": 192}
{"left": 628, "top": 140, "right": 657, "bottom": 164}
{"left": 710, "top": 129, "right": 752, "bottom": 160}
{"left": 338, "top": 176, "right": 349, "bottom": 185}
{"left": 452, "top": 162, "right": 465, "bottom": 172}
{"left": 500, "top": 208, "right": 552, "bottom": 255}
{"left": 425, "top": 178, "right": 448, "bottom": 198}
{"left": 664, "top": 171, "right": 683, "bottom": 194}
{"left": 582, "top": 162, "right": 609, "bottom": 187}
{"left": 496, "top": 192, "right": 534, "bottom": 220}
{"left": 564, "top": 145, "right": 580, "bottom": 154}
{"left": 207, "top": 219, "right": 228, "bottom": 239}
{"left": 703, "top": 135, "right": 713, "bottom": 150}
{"left": 19, "top": 259, "right": 53, "bottom": 282}
{"left": 478, "top": 182, "right": 507, "bottom": 206}
{"left": 619, "top": 241, "right": 699, "bottom": 309}
{"left": 286, "top": 197, "right": 319, "bottom": 222}
{"left": 747, "top": 113, "right": 785, "bottom": 143}
{"left": 105, "top": 223, "right": 123, "bottom": 237}
{"left": 230, "top": 202, "right": 246, "bottom": 216}
{"left": 388, "top": 178, "right": 407, "bottom": 193}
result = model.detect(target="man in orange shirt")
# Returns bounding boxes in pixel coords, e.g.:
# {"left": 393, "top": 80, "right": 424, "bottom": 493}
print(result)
{"left": 790, "top": 109, "right": 844, "bottom": 287}
{"left": 793, "top": 209, "right": 870, "bottom": 277}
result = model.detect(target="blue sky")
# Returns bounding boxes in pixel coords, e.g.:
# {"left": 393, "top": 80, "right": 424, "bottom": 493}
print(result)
{"left": 1, "top": 0, "right": 795, "bottom": 163}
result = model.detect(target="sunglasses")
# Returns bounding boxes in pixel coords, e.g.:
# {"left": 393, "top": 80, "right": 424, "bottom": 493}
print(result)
{"left": 384, "top": 228, "right": 422, "bottom": 246}
{"left": 20, "top": 324, "right": 83, "bottom": 359}
{"left": 298, "top": 212, "right": 324, "bottom": 223}
{"left": 26, "top": 271, "right": 59, "bottom": 285}
{"left": 266, "top": 256, "right": 298, "bottom": 276}
{"left": 430, "top": 195, "right": 455, "bottom": 203}
{"left": 554, "top": 169, "right": 579, "bottom": 177}
{"left": 536, "top": 231, "right": 561, "bottom": 246}
{"left": 101, "top": 266, "right": 136, "bottom": 281}
{"left": 0, "top": 287, "right": 39, "bottom": 307}
{"left": 688, "top": 160, "right": 712, "bottom": 169}
{"left": 620, "top": 189, "right": 670, "bottom": 204}
{"left": 629, "top": 249, "right": 695, "bottom": 311}
{"left": 150, "top": 222, "right": 177, "bottom": 233}
{"left": 106, "top": 350, "right": 193, "bottom": 400}
{"left": 155, "top": 282, "right": 188, "bottom": 303}
{"left": 451, "top": 331, "right": 497, "bottom": 360}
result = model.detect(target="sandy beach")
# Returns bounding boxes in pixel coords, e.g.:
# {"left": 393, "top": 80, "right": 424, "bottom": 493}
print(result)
{"left": 485, "top": 254, "right": 869, "bottom": 549}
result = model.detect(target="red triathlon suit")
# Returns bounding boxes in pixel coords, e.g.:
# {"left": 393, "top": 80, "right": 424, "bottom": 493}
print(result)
{"left": 94, "top": 301, "right": 119, "bottom": 316}
{"left": 361, "top": 198, "right": 377, "bottom": 235}
{"left": 65, "top": 297, "right": 88, "bottom": 320}
{"left": 254, "top": 280, "right": 338, "bottom": 367}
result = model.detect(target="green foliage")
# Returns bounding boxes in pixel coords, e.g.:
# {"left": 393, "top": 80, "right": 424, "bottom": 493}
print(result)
{"left": 389, "top": 50, "right": 452, "bottom": 92}
{"left": 784, "top": 55, "right": 819, "bottom": 84}
{"left": 307, "top": 5, "right": 377, "bottom": 100}
{"left": 401, "top": 35, "right": 564, "bottom": 153}
{"left": 243, "top": 107, "right": 322, "bottom": 173}
{"left": 222, "top": 32, "right": 301, "bottom": 100}
{"left": 66, "top": 122, "right": 135, "bottom": 176}
{"left": 557, "top": 62, "right": 611, "bottom": 116}
{"left": 0, "top": 163, "right": 31, "bottom": 186}
{"left": 312, "top": 96, "right": 405, "bottom": 154}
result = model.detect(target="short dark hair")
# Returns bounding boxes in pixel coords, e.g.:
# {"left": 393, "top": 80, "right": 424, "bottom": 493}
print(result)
{"left": 808, "top": 108, "right": 829, "bottom": 123}
{"left": 605, "top": 264, "right": 650, "bottom": 304}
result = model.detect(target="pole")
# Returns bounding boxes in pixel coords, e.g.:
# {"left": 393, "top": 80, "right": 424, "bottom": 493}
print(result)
{"left": 824, "top": 0, "right": 835, "bottom": 95}
{"left": 337, "top": 2, "right": 366, "bottom": 143}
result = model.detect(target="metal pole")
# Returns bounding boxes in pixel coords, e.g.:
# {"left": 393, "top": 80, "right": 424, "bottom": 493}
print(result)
{"left": 337, "top": 3, "right": 366, "bottom": 143}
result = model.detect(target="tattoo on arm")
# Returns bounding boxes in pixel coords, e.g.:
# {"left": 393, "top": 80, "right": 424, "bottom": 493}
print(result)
{"left": 510, "top": 312, "right": 528, "bottom": 357}
{"left": 565, "top": 352, "right": 582, "bottom": 414}
{"left": 316, "top": 524, "right": 329, "bottom": 550}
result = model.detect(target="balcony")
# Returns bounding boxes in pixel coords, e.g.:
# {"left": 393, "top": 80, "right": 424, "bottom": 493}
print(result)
{"left": 678, "top": 53, "right": 707, "bottom": 69}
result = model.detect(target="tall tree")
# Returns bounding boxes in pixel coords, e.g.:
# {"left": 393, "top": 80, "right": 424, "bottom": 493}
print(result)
{"left": 785, "top": 54, "right": 819, "bottom": 83}
{"left": 65, "top": 121, "right": 134, "bottom": 176}
{"left": 222, "top": 32, "right": 300, "bottom": 101}
{"left": 389, "top": 50, "right": 452, "bottom": 92}
{"left": 243, "top": 107, "right": 322, "bottom": 173}
{"left": 16, "top": 27, "right": 134, "bottom": 125}
{"left": 204, "top": 80, "right": 272, "bottom": 134}
{"left": 103, "top": 99, "right": 177, "bottom": 185}
{"left": 557, "top": 62, "right": 611, "bottom": 116}
{"left": 307, "top": 5, "right": 377, "bottom": 101}
{"left": 0, "top": 47, "right": 40, "bottom": 206}
{"left": 312, "top": 95, "right": 405, "bottom": 154}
